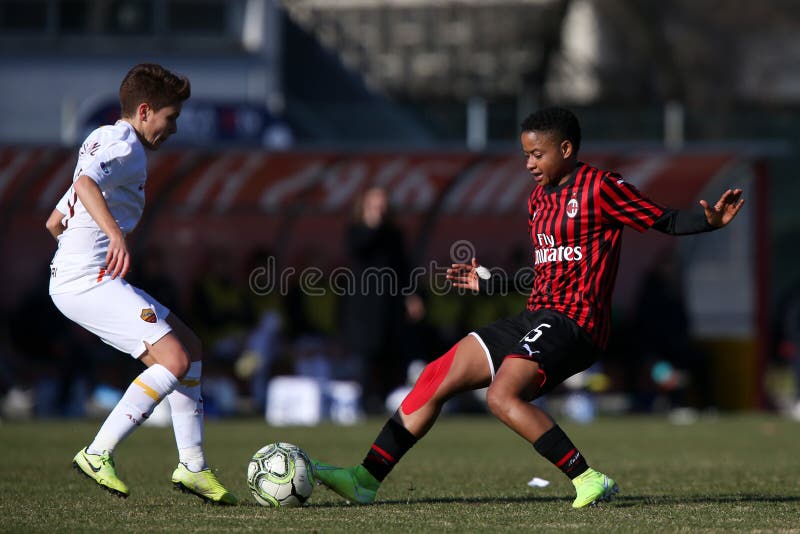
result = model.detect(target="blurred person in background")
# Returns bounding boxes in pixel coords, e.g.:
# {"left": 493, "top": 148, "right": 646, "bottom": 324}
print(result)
{"left": 779, "top": 278, "right": 800, "bottom": 421}
{"left": 45, "top": 63, "right": 236, "bottom": 504}
{"left": 310, "top": 107, "right": 744, "bottom": 509}
{"left": 234, "top": 247, "right": 285, "bottom": 413}
{"left": 4, "top": 267, "right": 84, "bottom": 417}
{"left": 340, "top": 186, "right": 411, "bottom": 414}
{"left": 190, "top": 246, "right": 257, "bottom": 363}
{"left": 632, "top": 251, "right": 712, "bottom": 415}
{"left": 401, "top": 291, "right": 449, "bottom": 368}
{"left": 189, "top": 246, "right": 256, "bottom": 416}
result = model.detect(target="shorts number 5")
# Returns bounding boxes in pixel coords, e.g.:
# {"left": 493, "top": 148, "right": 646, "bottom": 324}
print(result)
{"left": 523, "top": 323, "right": 551, "bottom": 343}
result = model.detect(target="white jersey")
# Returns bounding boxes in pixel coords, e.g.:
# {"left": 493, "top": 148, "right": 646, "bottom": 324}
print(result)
{"left": 49, "top": 120, "right": 148, "bottom": 295}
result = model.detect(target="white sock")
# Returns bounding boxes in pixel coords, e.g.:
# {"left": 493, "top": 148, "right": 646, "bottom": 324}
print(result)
{"left": 88, "top": 364, "right": 178, "bottom": 455}
{"left": 166, "top": 361, "right": 207, "bottom": 472}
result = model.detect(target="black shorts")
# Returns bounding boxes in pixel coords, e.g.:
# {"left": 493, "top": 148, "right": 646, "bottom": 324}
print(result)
{"left": 472, "top": 309, "right": 602, "bottom": 397}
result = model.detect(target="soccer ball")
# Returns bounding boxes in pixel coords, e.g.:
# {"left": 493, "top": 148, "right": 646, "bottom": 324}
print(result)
{"left": 247, "top": 442, "right": 314, "bottom": 507}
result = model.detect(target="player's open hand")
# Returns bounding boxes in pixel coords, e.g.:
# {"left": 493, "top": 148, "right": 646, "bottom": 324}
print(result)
{"left": 105, "top": 235, "right": 131, "bottom": 279}
{"left": 699, "top": 188, "right": 744, "bottom": 227}
{"left": 447, "top": 257, "right": 480, "bottom": 291}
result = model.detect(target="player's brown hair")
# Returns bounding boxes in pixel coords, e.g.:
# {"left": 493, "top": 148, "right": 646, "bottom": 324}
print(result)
{"left": 119, "top": 63, "right": 191, "bottom": 118}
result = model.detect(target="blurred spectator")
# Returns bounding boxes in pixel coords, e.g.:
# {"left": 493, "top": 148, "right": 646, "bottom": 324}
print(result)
{"left": 340, "top": 186, "right": 410, "bottom": 414}
{"left": 235, "top": 247, "right": 285, "bottom": 412}
{"left": 189, "top": 247, "right": 257, "bottom": 415}
{"left": 241, "top": 247, "right": 284, "bottom": 319}
{"left": 0, "top": 311, "right": 13, "bottom": 398}
{"left": 632, "top": 251, "right": 711, "bottom": 413}
{"left": 282, "top": 247, "right": 339, "bottom": 340}
{"left": 401, "top": 292, "right": 448, "bottom": 364}
{"left": 778, "top": 279, "right": 800, "bottom": 421}
{"left": 5, "top": 270, "right": 94, "bottom": 417}
{"left": 190, "top": 246, "right": 257, "bottom": 361}
{"left": 235, "top": 309, "right": 283, "bottom": 414}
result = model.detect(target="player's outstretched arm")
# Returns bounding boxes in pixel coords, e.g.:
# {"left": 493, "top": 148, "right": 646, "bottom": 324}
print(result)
{"left": 699, "top": 188, "right": 744, "bottom": 228}
{"left": 447, "top": 257, "right": 480, "bottom": 291}
{"left": 73, "top": 175, "right": 130, "bottom": 279}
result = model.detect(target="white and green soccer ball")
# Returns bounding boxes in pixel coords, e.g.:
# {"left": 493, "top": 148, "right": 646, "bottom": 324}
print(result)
{"left": 247, "top": 442, "right": 314, "bottom": 507}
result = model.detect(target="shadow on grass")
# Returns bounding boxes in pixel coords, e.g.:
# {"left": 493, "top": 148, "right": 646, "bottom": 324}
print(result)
{"left": 279, "top": 493, "right": 800, "bottom": 509}
{"left": 608, "top": 494, "right": 800, "bottom": 508}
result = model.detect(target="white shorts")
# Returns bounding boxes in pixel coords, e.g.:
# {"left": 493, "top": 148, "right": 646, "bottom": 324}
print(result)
{"left": 51, "top": 278, "right": 172, "bottom": 358}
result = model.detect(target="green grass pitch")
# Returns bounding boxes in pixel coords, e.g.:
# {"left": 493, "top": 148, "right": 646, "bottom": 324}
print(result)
{"left": 1, "top": 414, "right": 799, "bottom": 532}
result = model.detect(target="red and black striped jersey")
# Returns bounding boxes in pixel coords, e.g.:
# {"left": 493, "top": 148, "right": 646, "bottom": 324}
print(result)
{"left": 526, "top": 162, "right": 665, "bottom": 348}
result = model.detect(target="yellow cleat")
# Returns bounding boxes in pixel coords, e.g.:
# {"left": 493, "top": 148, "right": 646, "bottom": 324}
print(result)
{"left": 72, "top": 448, "right": 130, "bottom": 498}
{"left": 572, "top": 468, "right": 619, "bottom": 508}
{"left": 171, "top": 463, "right": 238, "bottom": 505}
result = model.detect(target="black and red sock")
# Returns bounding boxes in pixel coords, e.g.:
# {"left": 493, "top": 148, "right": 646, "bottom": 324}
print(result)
{"left": 361, "top": 415, "right": 418, "bottom": 482}
{"left": 533, "top": 425, "right": 589, "bottom": 479}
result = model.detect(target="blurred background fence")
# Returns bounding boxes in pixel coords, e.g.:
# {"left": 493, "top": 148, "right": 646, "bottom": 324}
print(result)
{"left": 1, "top": 0, "right": 798, "bottom": 422}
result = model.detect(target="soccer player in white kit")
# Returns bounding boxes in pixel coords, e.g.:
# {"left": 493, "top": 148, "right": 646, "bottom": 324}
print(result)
{"left": 46, "top": 63, "right": 236, "bottom": 504}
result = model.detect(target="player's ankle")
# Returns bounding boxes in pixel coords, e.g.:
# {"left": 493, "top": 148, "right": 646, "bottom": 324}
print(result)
{"left": 355, "top": 465, "right": 381, "bottom": 488}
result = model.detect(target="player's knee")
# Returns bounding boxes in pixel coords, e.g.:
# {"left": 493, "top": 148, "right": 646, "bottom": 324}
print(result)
{"left": 146, "top": 332, "right": 193, "bottom": 378}
{"left": 485, "top": 383, "right": 513, "bottom": 422}
{"left": 164, "top": 353, "right": 191, "bottom": 379}
{"left": 158, "top": 342, "right": 192, "bottom": 378}
{"left": 166, "top": 316, "right": 203, "bottom": 360}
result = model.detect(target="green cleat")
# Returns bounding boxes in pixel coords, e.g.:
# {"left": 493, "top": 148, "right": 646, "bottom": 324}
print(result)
{"left": 171, "top": 463, "right": 238, "bottom": 505}
{"left": 310, "top": 459, "right": 380, "bottom": 504}
{"left": 72, "top": 448, "right": 130, "bottom": 498}
{"left": 571, "top": 468, "right": 619, "bottom": 508}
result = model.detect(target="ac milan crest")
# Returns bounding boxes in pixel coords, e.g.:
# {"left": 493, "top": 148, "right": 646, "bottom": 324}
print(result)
{"left": 566, "top": 198, "right": 579, "bottom": 219}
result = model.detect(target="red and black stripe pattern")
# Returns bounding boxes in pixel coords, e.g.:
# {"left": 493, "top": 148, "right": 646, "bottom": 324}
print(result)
{"left": 526, "top": 163, "right": 664, "bottom": 348}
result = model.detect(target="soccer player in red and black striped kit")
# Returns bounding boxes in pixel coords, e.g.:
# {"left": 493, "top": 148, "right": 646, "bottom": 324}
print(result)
{"left": 312, "top": 107, "right": 744, "bottom": 508}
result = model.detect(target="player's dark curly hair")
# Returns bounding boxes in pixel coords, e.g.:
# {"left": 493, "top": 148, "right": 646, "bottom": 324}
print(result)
{"left": 520, "top": 107, "right": 581, "bottom": 153}
{"left": 119, "top": 63, "right": 191, "bottom": 118}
